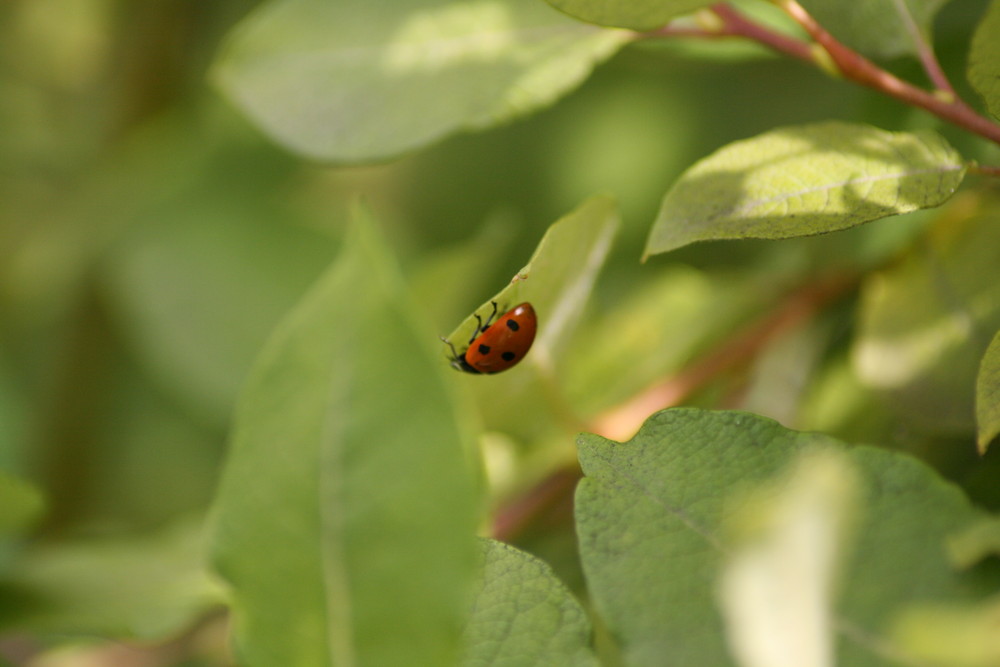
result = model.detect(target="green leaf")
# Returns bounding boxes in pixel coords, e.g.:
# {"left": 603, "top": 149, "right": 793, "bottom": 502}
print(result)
{"left": 544, "top": 0, "right": 713, "bottom": 30}
{"left": 442, "top": 195, "right": 620, "bottom": 374}
{"left": 798, "top": 0, "right": 951, "bottom": 59}
{"left": 854, "top": 210, "right": 1000, "bottom": 434}
{"left": 0, "top": 472, "right": 44, "bottom": 537}
{"left": 0, "top": 517, "right": 218, "bottom": 639}
{"left": 461, "top": 539, "right": 597, "bottom": 667}
{"left": 644, "top": 122, "right": 965, "bottom": 256}
{"left": 969, "top": 0, "right": 1000, "bottom": 121}
{"left": 210, "top": 214, "right": 481, "bottom": 667}
{"left": 214, "top": 0, "right": 631, "bottom": 163}
{"left": 976, "top": 329, "right": 1000, "bottom": 453}
{"left": 575, "top": 408, "right": 993, "bottom": 667}
{"left": 103, "top": 198, "right": 336, "bottom": 427}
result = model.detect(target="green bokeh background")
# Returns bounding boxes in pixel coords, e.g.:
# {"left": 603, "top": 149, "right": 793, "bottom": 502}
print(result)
{"left": 2, "top": 0, "right": 999, "bottom": 662}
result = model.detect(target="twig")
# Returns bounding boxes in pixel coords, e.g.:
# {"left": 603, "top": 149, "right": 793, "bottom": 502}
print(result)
{"left": 777, "top": 0, "right": 1000, "bottom": 146}
{"left": 645, "top": 1, "right": 1000, "bottom": 149}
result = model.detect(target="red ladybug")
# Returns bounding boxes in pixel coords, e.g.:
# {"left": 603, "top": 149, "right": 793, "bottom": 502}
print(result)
{"left": 441, "top": 302, "right": 537, "bottom": 374}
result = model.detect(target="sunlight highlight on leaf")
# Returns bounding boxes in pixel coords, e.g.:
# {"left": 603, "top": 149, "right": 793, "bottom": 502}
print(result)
{"left": 645, "top": 122, "right": 965, "bottom": 256}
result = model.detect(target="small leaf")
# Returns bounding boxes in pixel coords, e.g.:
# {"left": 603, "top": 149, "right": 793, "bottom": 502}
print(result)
{"left": 544, "top": 0, "right": 713, "bottom": 30}
{"left": 461, "top": 539, "right": 598, "bottom": 667}
{"left": 214, "top": 0, "right": 631, "bottom": 162}
{"left": 976, "top": 329, "right": 1000, "bottom": 453}
{"left": 442, "top": 195, "right": 620, "bottom": 373}
{"left": 575, "top": 408, "right": 992, "bottom": 667}
{"left": 798, "top": 0, "right": 951, "bottom": 59}
{"left": 210, "top": 214, "right": 481, "bottom": 666}
{"left": 969, "top": 0, "right": 1000, "bottom": 121}
{"left": 644, "top": 122, "right": 965, "bottom": 256}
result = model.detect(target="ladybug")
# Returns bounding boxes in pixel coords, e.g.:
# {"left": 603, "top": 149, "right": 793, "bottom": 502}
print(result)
{"left": 441, "top": 302, "right": 537, "bottom": 374}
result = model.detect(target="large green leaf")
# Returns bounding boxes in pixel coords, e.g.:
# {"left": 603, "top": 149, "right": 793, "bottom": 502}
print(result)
{"left": 854, "top": 210, "right": 1000, "bottom": 434}
{"left": 575, "top": 408, "right": 995, "bottom": 666}
{"left": 968, "top": 0, "right": 1000, "bottom": 121}
{"left": 544, "top": 0, "right": 713, "bottom": 30}
{"left": 644, "top": 122, "right": 965, "bottom": 256}
{"left": 798, "top": 0, "right": 952, "bottom": 59}
{"left": 214, "top": 0, "right": 631, "bottom": 162}
{"left": 976, "top": 329, "right": 1000, "bottom": 453}
{"left": 210, "top": 215, "right": 481, "bottom": 666}
{"left": 461, "top": 539, "right": 597, "bottom": 666}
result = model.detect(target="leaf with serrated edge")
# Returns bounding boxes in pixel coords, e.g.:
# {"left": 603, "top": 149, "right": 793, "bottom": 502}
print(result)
{"left": 969, "top": 0, "right": 1000, "bottom": 121}
{"left": 644, "top": 122, "right": 965, "bottom": 256}
{"left": 461, "top": 539, "right": 598, "bottom": 666}
{"left": 211, "top": 214, "right": 480, "bottom": 666}
{"left": 576, "top": 408, "right": 993, "bottom": 667}
{"left": 545, "top": 0, "right": 713, "bottom": 30}
{"left": 214, "top": 0, "right": 631, "bottom": 162}
{"left": 976, "top": 329, "right": 1000, "bottom": 453}
{"left": 442, "top": 195, "right": 619, "bottom": 373}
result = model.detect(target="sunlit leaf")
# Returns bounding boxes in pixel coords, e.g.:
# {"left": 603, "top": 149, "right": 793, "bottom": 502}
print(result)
{"left": 576, "top": 408, "right": 993, "bottom": 666}
{"left": 644, "top": 122, "right": 965, "bottom": 256}
{"left": 214, "top": 0, "right": 631, "bottom": 162}
{"left": 211, "top": 215, "right": 481, "bottom": 666}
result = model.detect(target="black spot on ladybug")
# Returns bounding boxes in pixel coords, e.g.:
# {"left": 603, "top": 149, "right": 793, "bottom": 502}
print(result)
{"left": 506, "top": 319, "right": 520, "bottom": 331}
{"left": 501, "top": 351, "right": 516, "bottom": 361}
{"left": 478, "top": 344, "right": 491, "bottom": 355}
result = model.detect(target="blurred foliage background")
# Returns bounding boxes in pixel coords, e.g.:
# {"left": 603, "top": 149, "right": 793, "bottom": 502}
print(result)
{"left": 2, "top": 0, "right": 999, "bottom": 664}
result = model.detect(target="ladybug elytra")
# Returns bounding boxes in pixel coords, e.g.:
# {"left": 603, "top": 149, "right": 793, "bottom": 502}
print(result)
{"left": 441, "top": 302, "right": 537, "bottom": 374}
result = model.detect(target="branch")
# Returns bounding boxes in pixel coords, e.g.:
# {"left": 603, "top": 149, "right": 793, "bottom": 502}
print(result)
{"left": 645, "top": 2, "right": 1000, "bottom": 149}
{"left": 776, "top": 0, "right": 1000, "bottom": 147}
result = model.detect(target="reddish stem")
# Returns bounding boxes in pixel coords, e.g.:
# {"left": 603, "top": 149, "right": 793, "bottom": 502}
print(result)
{"left": 777, "top": 0, "right": 1000, "bottom": 146}
{"left": 646, "top": 1, "right": 1000, "bottom": 149}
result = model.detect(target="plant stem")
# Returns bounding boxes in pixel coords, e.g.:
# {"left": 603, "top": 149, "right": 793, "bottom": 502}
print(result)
{"left": 653, "top": 1, "right": 1000, "bottom": 149}
{"left": 776, "top": 0, "right": 1000, "bottom": 146}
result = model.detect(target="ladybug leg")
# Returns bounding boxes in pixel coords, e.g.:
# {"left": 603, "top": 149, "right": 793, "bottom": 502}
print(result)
{"left": 483, "top": 301, "right": 499, "bottom": 327}
{"left": 439, "top": 336, "right": 459, "bottom": 359}
{"left": 469, "top": 314, "right": 483, "bottom": 344}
